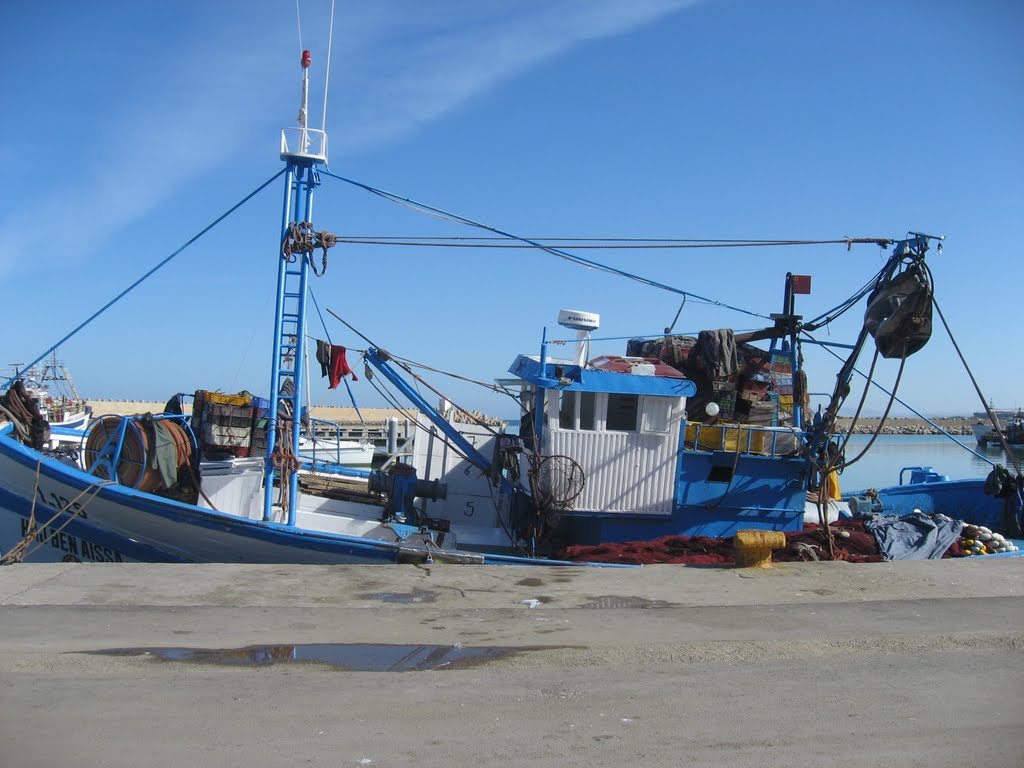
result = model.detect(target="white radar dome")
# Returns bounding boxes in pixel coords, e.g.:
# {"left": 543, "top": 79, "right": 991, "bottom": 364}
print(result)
{"left": 557, "top": 309, "right": 600, "bottom": 332}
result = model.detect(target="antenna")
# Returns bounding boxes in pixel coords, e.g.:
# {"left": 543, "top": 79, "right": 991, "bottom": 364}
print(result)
{"left": 557, "top": 309, "right": 600, "bottom": 367}
{"left": 280, "top": 49, "right": 328, "bottom": 164}
{"left": 321, "top": 0, "right": 336, "bottom": 135}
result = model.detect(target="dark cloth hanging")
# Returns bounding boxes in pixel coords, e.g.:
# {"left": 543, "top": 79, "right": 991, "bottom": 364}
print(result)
{"left": 328, "top": 345, "right": 358, "bottom": 389}
{"left": 316, "top": 340, "right": 332, "bottom": 378}
{"left": 691, "top": 329, "right": 738, "bottom": 378}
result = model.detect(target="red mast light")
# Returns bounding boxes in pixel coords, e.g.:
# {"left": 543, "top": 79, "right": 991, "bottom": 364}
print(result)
{"left": 301, "top": 50, "right": 312, "bottom": 69}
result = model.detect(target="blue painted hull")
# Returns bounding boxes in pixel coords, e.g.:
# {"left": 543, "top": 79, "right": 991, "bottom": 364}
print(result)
{"left": 863, "top": 477, "right": 1023, "bottom": 537}
{"left": 0, "top": 426, "right": 632, "bottom": 566}
{"left": 0, "top": 427, "right": 408, "bottom": 564}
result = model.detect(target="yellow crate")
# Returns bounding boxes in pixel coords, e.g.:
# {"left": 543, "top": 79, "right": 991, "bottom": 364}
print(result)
{"left": 684, "top": 424, "right": 800, "bottom": 455}
{"left": 685, "top": 423, "right": 754, "bottom": 452}
{"left": 197, "top": 390, "right": 252, "bottom": 407}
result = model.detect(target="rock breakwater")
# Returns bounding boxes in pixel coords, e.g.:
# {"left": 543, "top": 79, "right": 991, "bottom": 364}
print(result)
{"left": 835, "top": 416, "right": 976, "bottom": 436}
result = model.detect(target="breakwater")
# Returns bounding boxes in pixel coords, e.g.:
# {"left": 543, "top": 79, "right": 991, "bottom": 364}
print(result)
{"left": 85, "top": 401, "right": 980, "bottom": 436}
{"left": 835, "top": 416, "right": 977, "bottom": 436}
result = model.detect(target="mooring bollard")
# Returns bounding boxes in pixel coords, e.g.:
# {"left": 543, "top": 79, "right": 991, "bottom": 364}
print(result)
{"left": 733, "top": 529, "right": 786, "bottom": 568}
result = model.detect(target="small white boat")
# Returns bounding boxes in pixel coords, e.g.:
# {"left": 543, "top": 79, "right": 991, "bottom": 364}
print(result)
{"left": 296, "top": 435, "right": 375, "bottom": 467}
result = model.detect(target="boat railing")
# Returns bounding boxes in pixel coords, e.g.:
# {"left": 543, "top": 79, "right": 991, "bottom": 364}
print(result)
{"left": 682, "top": 421, "right": 804, "bottom": 457}
{"left": 280, "top": 127, "right": 327, "bottom": 163}
{"left": 306, "top": 416, "right": 373, "bottom": 461}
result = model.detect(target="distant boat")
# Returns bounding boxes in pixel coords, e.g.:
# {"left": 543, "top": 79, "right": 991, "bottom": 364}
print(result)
{"left": 4, "top": 354, "right": 91, "bottom": 443}
{"left": 972, "top": 409, "right": 1024, "bottom": 447}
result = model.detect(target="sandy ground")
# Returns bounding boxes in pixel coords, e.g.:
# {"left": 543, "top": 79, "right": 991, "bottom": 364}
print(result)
{"left": 1, "top": 560, "right": 1022, "bottom": 767}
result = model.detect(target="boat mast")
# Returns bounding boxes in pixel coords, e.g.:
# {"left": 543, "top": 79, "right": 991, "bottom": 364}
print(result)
{"left": 264, "top": 49, "right": 329, "bottom": 524}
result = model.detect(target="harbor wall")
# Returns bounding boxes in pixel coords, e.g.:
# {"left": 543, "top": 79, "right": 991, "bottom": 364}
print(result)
{"left": 84, "top": 401, "right": 980, "bottom": 435}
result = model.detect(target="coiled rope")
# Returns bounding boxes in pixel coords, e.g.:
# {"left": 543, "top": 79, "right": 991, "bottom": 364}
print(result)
{"left": 270, "top": 419, "right": 301, "bottom": 516}
{"left": 282, "top": 221, "right": 337, "bottom": 276}
{"left": 83, "top": 416, "right": 192, "bottom": 493}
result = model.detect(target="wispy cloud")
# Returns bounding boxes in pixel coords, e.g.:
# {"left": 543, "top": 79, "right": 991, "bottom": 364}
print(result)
{"left": 0, "top": 0, "right": 697, "bottom": 276}
{"left": 331, "top": 0, "right": 700, "bottom": 154}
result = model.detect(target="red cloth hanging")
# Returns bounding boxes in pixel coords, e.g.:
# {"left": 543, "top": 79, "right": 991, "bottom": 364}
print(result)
{"left": 328, "top": 345, "right": 358, "bottom": 388}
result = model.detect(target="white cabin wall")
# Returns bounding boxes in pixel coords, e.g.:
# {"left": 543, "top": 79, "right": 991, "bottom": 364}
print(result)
{"left": 544, "top": 395, "right": 683, "bottom": 515}
{"left": 411, "top": 423, "right": 507, "bottom": 529}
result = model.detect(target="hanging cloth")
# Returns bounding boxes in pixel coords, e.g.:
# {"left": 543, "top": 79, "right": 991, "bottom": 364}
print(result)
{"left": 315, "top": 340, "right": 332, "bottom": 378}
{"left": 328, "top": 345, "right": 358, "bottom": 389}
{"left": 692, "top": 329, "right": 738, "bottom": 378}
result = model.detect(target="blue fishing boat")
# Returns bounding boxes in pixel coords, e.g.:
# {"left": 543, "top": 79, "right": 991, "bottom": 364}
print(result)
{"left": 1, "top": 49, "right": 1020, "bottom": 565}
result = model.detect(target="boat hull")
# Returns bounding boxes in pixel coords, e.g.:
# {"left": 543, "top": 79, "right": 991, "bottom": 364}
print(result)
{"left": 856, "top": 476, "right": 1023, "bottom": 537}
{"left": 0, "top": 427, "right": 408, "bottom": 564}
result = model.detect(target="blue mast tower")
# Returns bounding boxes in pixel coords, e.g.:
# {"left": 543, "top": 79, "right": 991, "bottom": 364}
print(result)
{"left": 263, "top": 49, "right": 329, "bottom": 524}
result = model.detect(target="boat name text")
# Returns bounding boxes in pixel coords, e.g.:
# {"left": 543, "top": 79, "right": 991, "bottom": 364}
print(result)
{"left": 19, "top": 519, "right": 124, "bottom": 562}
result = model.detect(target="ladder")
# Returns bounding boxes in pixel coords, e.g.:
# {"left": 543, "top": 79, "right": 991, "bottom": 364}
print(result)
{"left": 264, "top": 160, "right": 320, "bottom": 524}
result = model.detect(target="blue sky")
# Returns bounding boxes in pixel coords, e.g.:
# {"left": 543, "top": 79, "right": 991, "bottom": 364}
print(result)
{"left": 1, "top": 0, "right": 1021, "bottom": 420}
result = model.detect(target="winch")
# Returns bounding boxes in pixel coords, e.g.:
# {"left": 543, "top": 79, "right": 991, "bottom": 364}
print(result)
{"left": 367, "top": 464, "right": 448, "bottom": 527}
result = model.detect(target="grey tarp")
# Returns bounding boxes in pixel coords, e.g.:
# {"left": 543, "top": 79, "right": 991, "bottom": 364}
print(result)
{"left": 865, "top": 511, "right": 963, "bottom": 560}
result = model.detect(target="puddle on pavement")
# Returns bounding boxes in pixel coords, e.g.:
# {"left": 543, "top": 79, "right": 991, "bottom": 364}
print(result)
{"left": 581, "top": 595, "right": 675, "bottom": 609}
{"left": 358, "top": 588, "right": 437, "bottom": 604}
{"left": 86, "top": 643, "right": 528, "bottom": 671}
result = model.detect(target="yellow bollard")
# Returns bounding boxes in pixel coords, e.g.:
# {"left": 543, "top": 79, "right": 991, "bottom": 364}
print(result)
{"left": 733, "top": 529, "right": 786, "bottom": 568}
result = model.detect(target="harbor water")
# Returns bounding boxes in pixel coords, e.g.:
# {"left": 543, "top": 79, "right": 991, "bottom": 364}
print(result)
{"left": 506, "top": 420, "right": 1017, "bottom": 493}
{"left": 837, "top": 434, "right": 1018, "bottom": 493}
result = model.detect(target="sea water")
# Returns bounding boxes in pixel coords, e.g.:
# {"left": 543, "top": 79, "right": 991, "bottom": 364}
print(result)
{"left": 836, "top": 434, "right": 1017, "bottom": 493}
{"left": 507, "top": 419, "right": 1017, "bottom": 493}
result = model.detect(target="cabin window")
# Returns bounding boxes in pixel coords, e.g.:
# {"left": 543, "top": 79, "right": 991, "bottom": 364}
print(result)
{"left": 606, "top": 394, "right": 639, "bottom": 432}
{"left": 558, "top": 390, "right": 576, "bottom": 429}
{"left": 640, "top": 396, "right": 673, "bottom": 434}
{"left": 579, "top": 392, "right": 596, "bottom": 431}
{"left": 557, "top": 390, "right": 597, "bottom": 431}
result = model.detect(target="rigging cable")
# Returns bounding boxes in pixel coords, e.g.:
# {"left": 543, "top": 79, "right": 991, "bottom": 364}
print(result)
{"left": 333, "top": 235, "right": 892, "bottom": 249}
{"left": 806, "top": 329, "right": 996, "bottom": 466}
{"left": 803, "top": 260, "right": 893, "bottom": 331}
{"left": 320, "top": 170, "right": 799, "bottom": 321}
{"left": 308, "top": 289, "right": 365, "bottom": 425}
{"left": 324, "top": 309, "right": 520, "bottom": 429}
{"left": 838, "top": 348, "right": 910, "bottom": 470}
{"left": 3, "top": 169, "right": 286, "bottom": 392}
{"left": 321, "top": 0, "right": 336, "bottom": 135}
{"left": 931, "top": 296, "right": 1023, "bottom": 476}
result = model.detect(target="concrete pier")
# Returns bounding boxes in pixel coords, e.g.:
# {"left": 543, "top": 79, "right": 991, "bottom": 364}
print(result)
{"left": 1, "top": 559, "right": 1022, "bottom": 767}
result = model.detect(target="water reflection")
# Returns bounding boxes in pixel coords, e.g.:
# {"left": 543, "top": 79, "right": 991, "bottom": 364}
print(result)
{"left": 87, "top": 643, "right": 525, "bottom": 671}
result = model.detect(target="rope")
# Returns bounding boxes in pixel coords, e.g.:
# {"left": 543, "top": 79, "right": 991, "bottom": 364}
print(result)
{"left": 810, "top": 332, "right": 996, "bottom": 466}
{"left": 0, "top": 457, "right": 113, "bottom": 565}
{"left": 321, "top": 170, "right": 785, "bottom": 321}
{"left": 83, "top": 416, "right": 192, "bottom": 493}
{"left": 282, "top": 221, "right": 337, "bottom": 276}
{"left": 325, "top": 308, "right": 521, "bottom": 409}
{"left": 332, "top": 236, "right": 893, "bottom": 249}
{"left": 932, "top": 296, "right": 1023, "bottom": 476}
{"left": 525, "top": 453, "right": 585, "bottom": 549}
{"left": 0, "top": 459, "right": 44, "bottom": 565}
{"left": 18, "top": 479, "right": 112, "bottom": 562}
{"left": 3, "top": 169, "right": 285, "bottom": 392}
{"left": 270, "top": 419, "right": 301, "bottom": 516}
{"left": 307, "top": 292, "right": 365, "bottom": 425}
